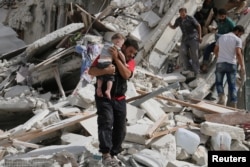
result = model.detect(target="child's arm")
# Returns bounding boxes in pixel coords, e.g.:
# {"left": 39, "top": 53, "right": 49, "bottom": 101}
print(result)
{"left": 118, "top": 51, "right": 126, "bottom": 65}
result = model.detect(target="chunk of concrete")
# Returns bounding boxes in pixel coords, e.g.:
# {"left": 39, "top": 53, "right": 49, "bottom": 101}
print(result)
{"left": 58, "top": 107, "right": 81, "bottom": 116}
{"left": 126, "top": 103, "right": 145, "bottom": 126}
{"left": 161, "top": 73, "right": 186, "bottom": 84}
{"left": 125, "top": 124, "right": 151, "bottom": 145}
{"left": 61, "top": 133, "right": 93, "bottom": 146}
{"left": 176, "top": 147, "right": 191, "bottom": 160}
{"left": 77, "top": 83, "right": 95, "bottom": 104}
{"left": 140, "top": 98, "right": 166, "bottom": 122}
{"left": 132, "top": 149, "right": 167, "bottom": 167}
{"left": 4, "top": 85, "right": 31, "bottom": 98}
{"left": 200, "top": 121, "right": 245, "bottom": 140}
{"left": 130, "top": 22, "right": 151, "bottom": 42}
{"left": 231, "top": 140, "right": 249, "bottom": 151}
{"left": 80, "top": 115, "right": 98, "bottom": 139}
{"left": 192, "top": 145, "right": 208, "bottom": 166}
{"left": 140, "top": 10, "right": 161, "bottom": 28}
{"left": 151, "top": 134, "right": 176, "bottom": 161}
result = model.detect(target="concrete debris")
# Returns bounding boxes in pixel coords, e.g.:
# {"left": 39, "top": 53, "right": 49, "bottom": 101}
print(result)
{"left": 0, "top": 0, "right": 249, "bottom": 166}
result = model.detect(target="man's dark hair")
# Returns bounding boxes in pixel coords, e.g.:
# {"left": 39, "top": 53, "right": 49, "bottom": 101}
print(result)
{"left": 218, "top": 8, "right": 227, "bottom": 15}
{"left": 179, "top": 7, "right": 187, "bottom": 13}
{"left": 233, "top": 25, "right": 245, "bottom": 33}
{"left": 124, "top": 38, "right": 139, "bottom": 51}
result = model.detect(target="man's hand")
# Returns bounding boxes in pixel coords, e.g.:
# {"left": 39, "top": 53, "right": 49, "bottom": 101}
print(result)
{"left": 109, "top": 46, "right": 119, "bottom": 60}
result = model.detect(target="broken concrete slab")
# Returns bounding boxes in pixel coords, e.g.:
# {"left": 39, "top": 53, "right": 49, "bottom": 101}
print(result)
{"left": 150, "top": 134, "right": 176, "bottom": 161}
{"left": 140, "top": 10, "right": 161, "bottom": 28}
{"left": 26, "top": 23, "right": 84, "bottom": 60}
{"left": 126, "top": 103, "right": 145, "bottom": 126}
{"left": 200, "top": 121, "right": 245, "bottom": 140}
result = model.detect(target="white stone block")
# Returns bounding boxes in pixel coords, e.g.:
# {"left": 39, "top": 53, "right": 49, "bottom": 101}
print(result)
{"left": 192, "top": 145, "right": 208, "bottom": 166}
{"left": 126, "top": 103, "right": 145, "bottom": 126}
{"left": 200, "top": 121, "right": 245, "bottom": 140}
{"left": 140, "top": 98, "right": 166, "bottom": 122}
{"left": 129, "top": 22, "right": 151, "bottom": 42}
{"left": 211, "top": 132, "right": 231, "bottom": 150}
{"left": 175, "top": 128, "right": 200, "bottom": 154}
{"left": 231, "top": 140, "right": 249, "bottom": 151}
{"left": 80, "top": 115, "right": 98, "bottom": 139}
{"left": 151, "top": 134, "right": 176, "bottom": 161}
{"left": 132, "top": 149, "right": 167, "bottom": 167}
{"left": 61, "top": 133, "right": 93, "bottom": 146}
{"left": 77, "top": 84, "right": 95, "bottom": 104}
{"left": 125, "top": 124, "right": 151, "bottom": 145}
{"left": 140, "top": 10, "right": 161, "bottom": 28}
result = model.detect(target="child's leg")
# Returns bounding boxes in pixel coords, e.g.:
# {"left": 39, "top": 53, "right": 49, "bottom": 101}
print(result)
{"left": 105, "top": 80, "right": 113, "bottom": 99}
{"left": 97, "top": 78, "right": 103, "bottom": 97}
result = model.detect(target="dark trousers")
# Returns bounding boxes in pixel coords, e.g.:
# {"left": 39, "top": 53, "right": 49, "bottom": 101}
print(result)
{"left": 203, "top": 42, "right": 216, "bottom": 65}
{"left": 95, "top": 96, "right": 127, "bottom": 156}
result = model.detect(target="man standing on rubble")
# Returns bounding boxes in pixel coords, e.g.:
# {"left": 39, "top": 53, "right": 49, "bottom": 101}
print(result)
{"left": 214, "top": 25, "right": 245, "bottom": 108}
{"left": 169, "top": 7, "right": 202, "bottom": 78}
{"left": 88, "top": 38, "right": 139, "bottom": 167}
{"left": 200, "top": 8, "right": 236, "bottom": 73}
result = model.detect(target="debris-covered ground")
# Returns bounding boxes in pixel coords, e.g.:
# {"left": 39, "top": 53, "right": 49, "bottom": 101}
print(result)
{"left": 0, "top": 0, "right": 250, "bottom": 166}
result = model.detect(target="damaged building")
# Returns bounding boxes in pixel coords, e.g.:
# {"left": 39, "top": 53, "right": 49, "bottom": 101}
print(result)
{"left": 0, "top": 0, "right": 250, "bottom": 166}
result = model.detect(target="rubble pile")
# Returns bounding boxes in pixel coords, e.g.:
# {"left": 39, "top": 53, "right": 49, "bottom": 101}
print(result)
{"left": 0, "top": 0, "right": 249, "bottom": 167}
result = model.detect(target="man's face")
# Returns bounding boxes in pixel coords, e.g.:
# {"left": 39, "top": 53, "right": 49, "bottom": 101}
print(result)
{"left": 122, "top": 46, "right": 137, "bottom": 61}
{"left": 217, "top": 14, "right": 226, "bottom": 21}
{"left": 179, "top": 10, "right": 187, "bottom": 19}
{"left": 236, "top": 31, "right": 244, "bottom": 37}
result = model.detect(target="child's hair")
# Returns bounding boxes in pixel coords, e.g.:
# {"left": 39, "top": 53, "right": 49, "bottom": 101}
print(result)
{"left": 111, "top": 33, "right": 125, "bottom": 41}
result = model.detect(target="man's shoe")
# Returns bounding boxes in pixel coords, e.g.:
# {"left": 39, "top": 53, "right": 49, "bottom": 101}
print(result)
{"left": 102, "top": 155, "right": 121, "bottom": 167}
{"left": 217, "top": 94, "right": 227, "bottom": 105}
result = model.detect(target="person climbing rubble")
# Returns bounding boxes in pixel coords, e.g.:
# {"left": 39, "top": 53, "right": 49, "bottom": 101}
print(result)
{"left": 200, "top": 8, "right": 236, "bottom": 73}
{"left": 214, "top": 25, "right": 245, "bottom": 108}
{"left": 169, "top": 7, "right": 202, "bottom": 78}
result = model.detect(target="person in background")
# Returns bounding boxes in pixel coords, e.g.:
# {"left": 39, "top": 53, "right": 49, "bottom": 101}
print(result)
{"left": 200, "top": 8, "right": 236, "bottom": 73}
{"left": 169, "top": 7, "right": 202, "bottom": 78}
{"left": 88, "top": 38, "right": 139, "bottom": 167}
{"left": 214, "top": 25, "right": 245, "bottom": 108}
{"left": 224, "top": 0, "right": 247, "bottom": 15}
{"left": 194, "top": 0, "right": 217, "bottom": 35}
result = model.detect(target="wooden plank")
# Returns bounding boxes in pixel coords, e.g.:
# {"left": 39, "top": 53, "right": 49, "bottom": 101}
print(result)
{"left": 0, "top": 112, "right": 96, "bottom": 147}
{"left": 204, "top": 112, "right": 250, "bottom": 125}
{"left": 145, "top": 125, "right": 188, "bottom": 145}
{"left": 136, "top": 90, "right": 238, "bottom": 114}
{"left": 130, "top": 82, "right": 180, "bottom": 106}
{"left": 146, "top": 114, "right": 168, "bottom": 138}
{"left": 12, "top": 139, "right": 42, "bottom": 149}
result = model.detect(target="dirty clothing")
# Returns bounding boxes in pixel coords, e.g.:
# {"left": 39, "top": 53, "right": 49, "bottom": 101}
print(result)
{"left": 215, "top": 32, "right": 242, "bottom": 103}
{"left": 92, "top": 55, "right": 135, "bottom": 156}
{"left": 173, "top": 15, "right": 200, "bottom": 74}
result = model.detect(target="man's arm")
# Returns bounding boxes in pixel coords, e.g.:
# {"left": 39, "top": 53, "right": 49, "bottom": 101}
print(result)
{"left": 168, "top": 22, "right": 176, "bottom": 29}
{"left": 236, "top": 47, "right": 245, "bottom": 72}
{"left": 214, "top": 45, "right": 219, "bottom": 57}
{"left": 197, "top": 23, "right": 202, "bottom": 43}
{"left": 88, "top": 63, "right": 115, "bottom": 77}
